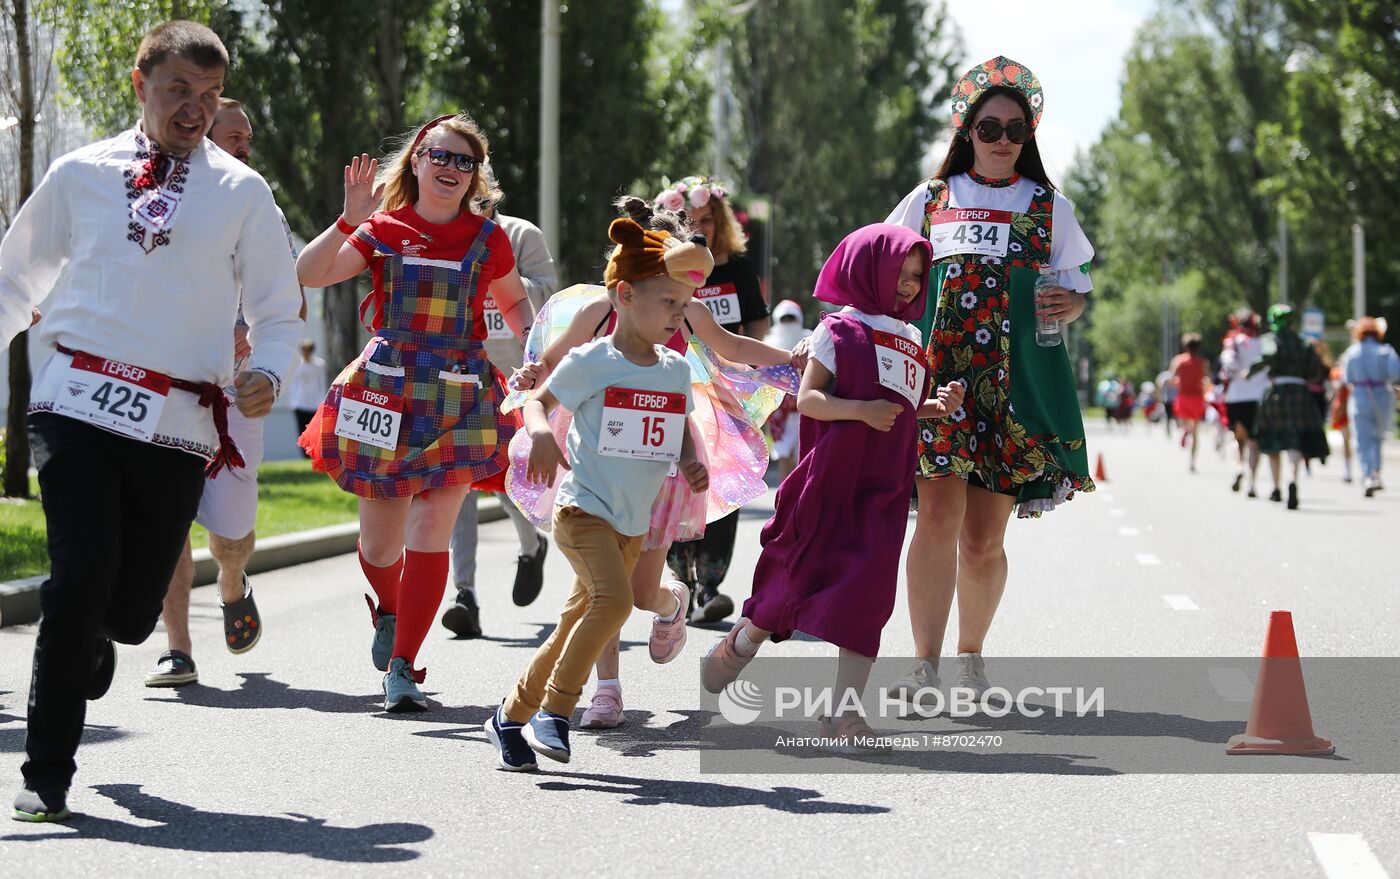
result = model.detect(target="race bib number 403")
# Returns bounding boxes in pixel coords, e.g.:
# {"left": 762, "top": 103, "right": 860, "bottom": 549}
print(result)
{"left": 872, "top": 330, "right": 926, "bottom": 408}
{"left": 928, "top": 208, "right": 1012, "bottom": 260}
{"left": 54, "top": 353, "right": 171, "bottom": 442}
{"left": 598, "top": 387, "right": 686, "bottom": 462}
{"left": 481, "top": 296, "right": 514, "bottom": 340}
{"left": 695, "top": 282, "right": 741, "bottom": 325}
{"left": 336, "top": 384, "right": 403, "bottom": 451}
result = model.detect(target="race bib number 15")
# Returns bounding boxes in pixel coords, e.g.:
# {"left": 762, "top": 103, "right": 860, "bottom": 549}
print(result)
{"left": 54, "top": 353, "right": 170, "bottom": 442}
{"left": 928, "top": 208, "right": 1012, "bottom": 260}
{"left": 598, "top": 387, "right": 686, "bottom": 462}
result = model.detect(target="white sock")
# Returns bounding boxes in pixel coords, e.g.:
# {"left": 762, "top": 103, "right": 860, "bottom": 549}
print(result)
{"left": 656, "top": 592, "right": 681, "bottom": 623}
{"left": 597, "top": 678, "right": 620, "bottom": 692}
{"left": 735, "top": 626, "right": 762, "bottom": 657}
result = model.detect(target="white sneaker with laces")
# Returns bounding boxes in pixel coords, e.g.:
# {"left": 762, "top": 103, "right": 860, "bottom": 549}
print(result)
{"left": 956, "top": 651, "right": 991, "bottom": 699}
{"left": 888, "top": 658, "right": 941, "bottom": 704}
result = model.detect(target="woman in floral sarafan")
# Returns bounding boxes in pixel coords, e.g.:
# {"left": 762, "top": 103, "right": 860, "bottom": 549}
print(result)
{"left": 885, "top": 56, "right": 1095, "bottom": 697}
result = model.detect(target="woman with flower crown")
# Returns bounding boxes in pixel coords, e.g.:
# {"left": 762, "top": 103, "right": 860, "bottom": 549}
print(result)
{"left": 883, "top": 56, "right": 1096, "bottom": 700}
{"left": 656, "top": 176, "right": 771, "bottom": 625}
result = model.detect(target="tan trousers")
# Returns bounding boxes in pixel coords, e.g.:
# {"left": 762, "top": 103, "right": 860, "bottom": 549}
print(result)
{"left": 505, "top": 507, "right": 642, "bottom": 722}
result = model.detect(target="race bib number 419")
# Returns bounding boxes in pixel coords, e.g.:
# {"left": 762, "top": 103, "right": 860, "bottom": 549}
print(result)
{"left": 598, "top": 387, "right": 686, "bottom": 462}
{"left": 872, "top": 330, "right": 926, "bottom": 408}
{"left": 695, "top": 282, "right": 741, "bottom": 325}
{"left": 54, "top": 352, "right": 170, "bottom": 442}
{"left": 336, "top": 384, "right": 403, "bottom": 451}
{"left": 928, "top": 208, "right": 1012, "bottom": 260}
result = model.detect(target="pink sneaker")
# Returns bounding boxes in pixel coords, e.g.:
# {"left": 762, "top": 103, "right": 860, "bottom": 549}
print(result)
{"left": 702, "top": 617, "right": 757, "bottom": 694}
{"left": 648, "top": 581, "right": 689, "bottom": 664}
{"left": 579, "top": 685, "right": 624, "bottom": 729}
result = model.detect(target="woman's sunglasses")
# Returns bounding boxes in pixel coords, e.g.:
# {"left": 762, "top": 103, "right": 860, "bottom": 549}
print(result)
{"left": 973, "top": 119, "right": 1030, "bottom": 145}
{"left": 422, "top": 147, "right": 480, "bottom": 173}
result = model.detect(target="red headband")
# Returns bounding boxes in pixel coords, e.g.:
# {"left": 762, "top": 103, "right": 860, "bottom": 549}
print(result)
{"left": 411, "top": 114, "right": 457, "bottom": 152}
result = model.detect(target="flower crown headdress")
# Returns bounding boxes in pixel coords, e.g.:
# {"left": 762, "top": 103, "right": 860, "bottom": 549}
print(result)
{"left": 654, "top": 175, "right": 729, "bottom": 213}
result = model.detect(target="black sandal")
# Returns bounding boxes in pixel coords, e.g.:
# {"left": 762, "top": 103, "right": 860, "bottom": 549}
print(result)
{"left": 221, "top": 575, "right": 262, "bottom": 655}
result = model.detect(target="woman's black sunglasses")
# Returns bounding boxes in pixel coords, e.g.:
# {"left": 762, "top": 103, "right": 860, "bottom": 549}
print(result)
{"left": 973, "top": 119, "right": 1030, "bottom": 145}
{"left": 423, "top": 147, "right": 480, "bottom": 173}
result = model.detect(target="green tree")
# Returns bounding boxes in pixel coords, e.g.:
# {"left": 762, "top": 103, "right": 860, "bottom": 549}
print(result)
{"left": 717, "top": 0, "right": 958, "bottom": 304}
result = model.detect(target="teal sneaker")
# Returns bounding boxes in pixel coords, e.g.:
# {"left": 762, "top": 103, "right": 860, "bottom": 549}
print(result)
{"left": 383, "top": 657, "right": 427, "bottom": 712}
{"left": 365, "top": 594, "right": 396, "bottom": 672}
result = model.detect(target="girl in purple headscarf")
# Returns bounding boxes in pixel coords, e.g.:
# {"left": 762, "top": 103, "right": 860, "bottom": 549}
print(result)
{"left": 700, "top": 224, "right": 965, "bottom": 751}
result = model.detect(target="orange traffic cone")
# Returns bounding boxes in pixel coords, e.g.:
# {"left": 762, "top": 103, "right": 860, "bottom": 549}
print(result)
{"left": 1226, "top": 610, "right": 1334, "bottom": 755}
{"left": 1094, "top": 452, "right": 1107, "bottom": 482}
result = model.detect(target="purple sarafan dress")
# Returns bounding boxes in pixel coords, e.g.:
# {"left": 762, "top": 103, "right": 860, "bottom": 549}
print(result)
{"left": 742, "top": 224, "right": 933, "bottom": 657}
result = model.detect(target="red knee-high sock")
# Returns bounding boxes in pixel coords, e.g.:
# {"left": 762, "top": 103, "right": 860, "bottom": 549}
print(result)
{"left": 391, "top": 550, "right": 450, "bottom": 667}
{"left": 359, "top": 543, "right": 404, "bottom": 615}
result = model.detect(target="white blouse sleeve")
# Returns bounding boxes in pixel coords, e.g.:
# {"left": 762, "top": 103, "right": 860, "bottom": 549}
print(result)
{"left": 1049, "top": 191, "right": 1094, "bottom": 294}
{"left": 0, "top": 159, "right": 72, "bottom": 348}
{"left": 809, "top": 321, "right": 838, "bottom": 375}
{"left": 238, "top": 181, "right": 307, "bottom": 392}
{"left": 885, "top": 183, "right": 931, "bottom": 235}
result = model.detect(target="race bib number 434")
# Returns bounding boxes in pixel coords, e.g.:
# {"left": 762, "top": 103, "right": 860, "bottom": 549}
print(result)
{"left": 872, "top": 330, "right": 926, "bottom": 408}
{"left": 598, "top": 387, "right": 686, "bottom": 462}
{"left": 928, "top": 208, "right": 1012, "bottom": 260}
{"left": 336, "top": 384, "right": 403, "bottom": 451}
{"left": 54, "top": 353, "right": 171, "bottom": 442}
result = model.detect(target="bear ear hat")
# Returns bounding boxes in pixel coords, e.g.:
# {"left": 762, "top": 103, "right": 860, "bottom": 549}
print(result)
{"left": 609, "top": 217, "right": 648, "bottom": 247}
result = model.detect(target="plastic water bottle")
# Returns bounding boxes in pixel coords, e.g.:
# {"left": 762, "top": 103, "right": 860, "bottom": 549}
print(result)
{"left": 1034, "top": 267, "right": 1062, "bottom": 347}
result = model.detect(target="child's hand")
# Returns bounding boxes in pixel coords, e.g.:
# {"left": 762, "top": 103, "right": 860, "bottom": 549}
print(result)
{"left": 789, "top": 336, "right": 812, "bottom": 372}
{"left": 526, "top": 432, "right": 569, "bottom": 486}
{"left": 937, "top": 381, "right": 965, "bottom": 412}
{"left": 511, "top": 360, "right": 545, "bottom": 391}
{"left": 861, "top": 399, "right": 903, "bottom": 432}
{"left": 679, "top": 457, "right": 709, "bottom": 493}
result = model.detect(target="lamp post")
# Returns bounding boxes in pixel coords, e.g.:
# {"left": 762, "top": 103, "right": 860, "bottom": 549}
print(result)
{"left": 539, "top": 0, "right": 560, "bottom": 257}
{"left": 1353, "top": 222, "right": 1366, "bottom": 321}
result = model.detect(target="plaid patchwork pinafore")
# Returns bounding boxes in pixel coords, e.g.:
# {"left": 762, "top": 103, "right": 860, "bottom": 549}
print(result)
{"left": 302, "top": 219, "right": 514, "bottom": 499}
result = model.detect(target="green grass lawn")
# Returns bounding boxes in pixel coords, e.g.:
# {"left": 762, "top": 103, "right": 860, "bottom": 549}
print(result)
{"left": 0, "top": 460, "right": 359, "bottom": 582}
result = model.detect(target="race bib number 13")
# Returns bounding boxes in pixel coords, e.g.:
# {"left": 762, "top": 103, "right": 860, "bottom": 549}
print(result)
{"left": 598, "top": 387, "right": 686, "bottom": 462}
{"left": 872, "top": 330, "right": 926, "bottom": 408}
{"left": 336, "top": 384, "right": 403, "bottom": 451}
{"left": 54, "top": 353, "right": 170, "bottom": 442}
{"left": 928, "top": 208, "right": 1012, "bottom": 260}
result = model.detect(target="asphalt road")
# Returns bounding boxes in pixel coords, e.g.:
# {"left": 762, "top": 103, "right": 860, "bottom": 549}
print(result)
{"left": 2, "top": 422, "right": 1397, "bottom": 877}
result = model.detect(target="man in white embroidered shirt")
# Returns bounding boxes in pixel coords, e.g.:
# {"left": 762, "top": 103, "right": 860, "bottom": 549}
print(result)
{"left": 0, "top": 21, "right": 303, "bottom": 822}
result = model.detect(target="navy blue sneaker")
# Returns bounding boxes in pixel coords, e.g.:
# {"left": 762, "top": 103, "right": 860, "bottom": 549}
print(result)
{"left": 523, "top": 710, "right": 571, "bottom": 763}
{"left": 485, "top": 705, "right": 538, "bottom": 772}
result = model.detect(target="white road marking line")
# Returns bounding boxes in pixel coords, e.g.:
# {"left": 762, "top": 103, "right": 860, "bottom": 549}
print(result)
{"left": 1118, "top": 527, "right": 1140, "bottom": 536}
{"left": 1135, "top": 553, "right": 1161, "bottom": 566}
{"left": 1308, "top": 832, "right": 1390, "bottom": 879}
{"left": 1162, "top": 594, "right": 1198, "bottom": 611}
{"left": 1108, "top": 508, "right": 1126, "bottom": 517}
{"left": 1208, "top": 667, "right": 1254, "bottom": 702}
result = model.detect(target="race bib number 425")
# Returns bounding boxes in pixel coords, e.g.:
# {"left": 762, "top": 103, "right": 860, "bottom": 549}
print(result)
{"left": 336, "top": 384, "right": 403, "bottom": 451}
{"left": 872, "top": 330, "right": 926, "bottom": 408}
{"left": 598, "top": 387, "right": 686, "bottom": 462}
{"left": 695, "top": 282, "right": 741, "bottom": 325}
{"left": 54, "top": 353, "right": 170, "bottom": 442}
{"left": 928, "top": 208, "right": 1012, "bottom": 260}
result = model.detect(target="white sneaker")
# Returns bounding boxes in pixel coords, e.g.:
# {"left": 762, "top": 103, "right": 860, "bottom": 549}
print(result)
{"left": 888, "top": 658, "right": 941, "bottom": 704}
{"left": 956, "top": 652, "right": 991, "bottom": 698}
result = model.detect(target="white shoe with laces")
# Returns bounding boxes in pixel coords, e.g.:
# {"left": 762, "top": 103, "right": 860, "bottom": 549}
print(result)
{"left": 956, "top": 652, "right": 991, "bottom": 699}
{"left": 888, "top": 658, "right": 941, "bottom": 704}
